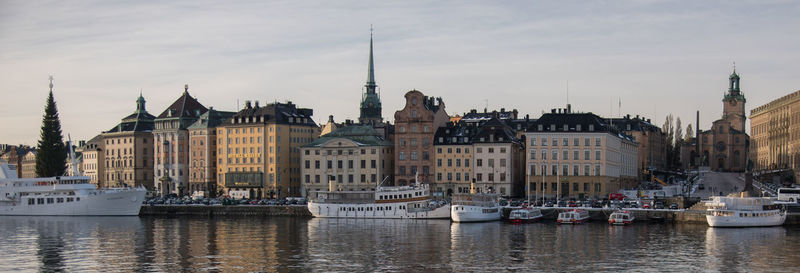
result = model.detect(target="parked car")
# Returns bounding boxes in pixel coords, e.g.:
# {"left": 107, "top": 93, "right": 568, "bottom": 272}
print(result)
{"left": 654, "top": 202, "right": 665, "bottom": 209}
{"left": 669, "top": 203, "right": 679, "bottom": 210}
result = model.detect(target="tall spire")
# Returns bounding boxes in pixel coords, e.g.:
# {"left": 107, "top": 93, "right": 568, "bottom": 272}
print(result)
{"left": 48, "top": 75, "right": 54, "bottom": 93}
{"left": 365, "top": 25, "right": 376, "bottom": 94}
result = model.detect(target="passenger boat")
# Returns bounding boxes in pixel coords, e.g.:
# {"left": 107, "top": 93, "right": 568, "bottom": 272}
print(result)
{"left": 307, "top": 175, "right": 450, "bottom": 219}
{"left": 705, "top": 196, "right": 786, "bottom": 227}
{"left": 557, "top": 209, "right": 590, "bottom": 224}
{"left": 0, "top": 158, "right": 146, "bottom": 216}
{"left": 508, "top": 207, "right": 543, "bottom": 224}
{"left": 608, "top": 210, "right": 635, "bottom": 225}
{"left": 451, "top": 193, "right": 502, "bottom": 222}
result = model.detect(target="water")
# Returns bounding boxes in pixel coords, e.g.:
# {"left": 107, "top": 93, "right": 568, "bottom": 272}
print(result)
{"left": 0, "top": 216, "right": 798, "bottom": 272}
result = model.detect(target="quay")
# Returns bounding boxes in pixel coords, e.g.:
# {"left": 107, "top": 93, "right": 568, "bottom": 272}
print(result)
{"left": 139, "top": 204, "right": 800, "bottom": 225}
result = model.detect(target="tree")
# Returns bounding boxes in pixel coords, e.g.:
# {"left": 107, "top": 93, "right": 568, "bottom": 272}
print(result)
{"left": 35, "top": 78, "right": 67, "bottom": 177}
{"left": 685, "top": 124, "right": 694, "bottom": 142}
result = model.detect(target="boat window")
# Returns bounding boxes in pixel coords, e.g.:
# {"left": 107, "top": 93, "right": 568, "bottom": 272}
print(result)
{"left": 67, "top": 197, "right": 73, "bottom": 202}
{"left": 76, "top": 197, "right": 80, "bottom": 202}
{"left": 28, "top": 199, "right": 34, "bottom": 205}
{"left": 57, "top": 198, "right": 64, "bottom": 203}
{"left": 47, "top": 198, "right": 54, "bottom": 204}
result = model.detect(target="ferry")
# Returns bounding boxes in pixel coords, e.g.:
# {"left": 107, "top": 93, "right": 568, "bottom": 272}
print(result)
{"left": 451, "top": 193, "right": 502, "bottom": 223}
{"left": 705, "top": 196, "right": 786, "bottom": 227}
{"left": 608, "top": 210, "right": 635, "bottom": 225}
{"left": 0, "top": 160, "right": 146, "bottom": 216}
{"left": 307, "top": 175, "right": 450, "bottom": 219}
{"left": 557, "top": 209, "right": 590, "bottom": 224}
{"left": 508, "top": 207, "right": 543, "bottom": 224}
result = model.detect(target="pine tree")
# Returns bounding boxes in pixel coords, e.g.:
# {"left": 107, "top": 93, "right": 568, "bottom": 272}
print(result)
{"left": 35, "top": 78, "right": 67, "bottom": 177}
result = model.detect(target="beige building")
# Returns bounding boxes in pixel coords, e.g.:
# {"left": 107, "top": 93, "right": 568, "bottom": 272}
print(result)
{"left": 188, "top": 108, "right": 235, "bottom": 197}
{"left": 153, "top": 86, "right": 208, "bottom": 196}
{"left": 20, "top": 151, "right": 36, "bottom": 178}
{"left": 102, "top": 94, "right": 155, "bottom": 189}
{"left": 525, "top": 107, "right": 638, "bottom": 200}
{"left": 612, "top": 115, "right": 667, "bottom": 175}
{"left": 301, "top": 125, "right": 393, "bottom": 199}
{"left": 750, "top": 89, "right": 800, "bottom": 179}
{"left": 81, "top": 134, "right": 105, "bottom": 187}
{"left": 433, "top": 123, "right": 473, "bottom": 197}
{"left": 472, "top": 116, "right": 525, "bottom": 197}
{"left": 393, "top": 90, "right": 449, "bottom": 186}
{"left": 217, "top": 101, "right": 319, "bottom": 199}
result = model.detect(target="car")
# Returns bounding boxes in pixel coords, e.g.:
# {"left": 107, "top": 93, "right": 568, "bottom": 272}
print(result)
{"left": 654, "top": 202, "right": 665, "bottom": 209}
{"left": 544, "top": 202, "right": 554, "bottom": 207}
{"left": 669, "top": 203, "right": 679, "bottom": 209}
{"left": 698, "top": 184, "right": 705, "bottom": 190}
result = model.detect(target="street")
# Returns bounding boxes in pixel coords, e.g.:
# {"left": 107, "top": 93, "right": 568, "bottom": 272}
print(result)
{"left": 692, "top": 172, "right": 746, "bottom": 198}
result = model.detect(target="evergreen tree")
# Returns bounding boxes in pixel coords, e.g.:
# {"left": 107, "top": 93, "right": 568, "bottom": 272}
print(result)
{"left": 685, "top": 124, "right": 694, "bottom": 142}
{"left": 35, "top": 78, "right": 67, "bottom": 177}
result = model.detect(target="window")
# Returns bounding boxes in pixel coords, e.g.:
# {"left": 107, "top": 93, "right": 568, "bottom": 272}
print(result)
{"left": 552, "top": 151, "right": 558, "bottom": 160}
{"left": 562, "top": 165, "right": 568, "bottom": 176}
{"left": 541, "top": 138, "right": 548, "bottom": 146}
{"left": 447, "top": 173, "right": 453, "bottom": 181}
{"left": 530, "top": 149, "right": 536, "bottom": 159}
{"left": 573, "top": 150, "right": 579, "bottom": 161}
{"left": 465, "top": 159, "right": 470, "bottom": 167}
{"left": 585, "top": 138, "right": 590, "bottom": 146}
{"left": 573, "top": 183, "right": 579, "bottom": 192}
{"left": 447, "top": 148, "right": 453, "bottom": 154}
{"left": 584, "top": 164, "right": 590, "bottom": 176}
{"left": 595, "top": 138, "right": 601, "bottom": 146}
{"left": 410, "top": 152, "right": 418, "bottom": 160}
{"left": 500, "top": 148, "right": 506, "bottom": 153}
{"left": 477, "top": 148, "right": 482, "bottom": 153}
{"left": 500, "top": 159, "right": 506, "bottom": 167}
{"left": 584, "top": 183, "right": 590, "bottom": 192}
{"left": 423, "top": 152, "right": 429, "bottom": 160}
{"left": 563, "top": 150, "right": 568, "bottom": 160}
{"left": 594, "top": 164, "right": 601, "bottom": 176}
{"left": 476, "top": 173, "right": 482, "bottom": 181}
{"left": 530, "top": 138, "right": 537, "bottom": 146}
{"left": 437, "top": 159, "right": 442, "bottom": 167}
{"left": 399, "top": 152, "right": 406, "bottom": 160}
{"left": 563, "top": 138, "right": 568, "bottom": 146}
{"left": 595, "top": 183, "right": 602, "bottom": 192}
{"left": 552, "top": 138, "right": 558, "bottom": 146}
{"left": 552, "top": 165, "right": 558, "bottom": 175}
{"left": 584, "top": 150, "right": 590, "bottom": 160}
{"left": 500, "top": 173, "right": 506, "bottom": 182}
{"left": 371, "top": 160, "right": 376, "bottom": 168}
{"left": 437, "top": 148, "right": 442, "bottom": 154}
{"left": 488, "top": 148, "right": 494, "bottom": 153}
{"left": 541, "top": 165, "right": 547, "bottom": 176}
{"left": 574, "top": 138, "right": 579, "bottom": 146}
{"left": 595, "top": 150, "right": 601, "bottom": 160}
{"left": 488, "top": 159, "right": 494, "bottom": 167}
{"left": 447, "top": 159, "right": 453, "bottom": 167}
{"left": 476, "top": 159, "right": 483, "bottom": 167}
{"left": 488, "top": 173, "right": 494, "bottom": 182}
{"left": 573, "top": 165, "right": 579, "bottom": 176}
{"left": 542, "top": 150, "right": 547, "bottom": 160}
{"left": 456, "top": 159, "right": 461, "bottom": 167}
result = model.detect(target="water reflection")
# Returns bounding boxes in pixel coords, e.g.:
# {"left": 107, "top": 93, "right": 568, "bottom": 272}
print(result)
{"left": 1, "top": 217, "right": 800, "bottom": 272}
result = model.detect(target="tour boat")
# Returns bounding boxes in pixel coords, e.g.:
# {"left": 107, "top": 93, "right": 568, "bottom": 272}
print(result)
{"left": 508, "top": 207, "right": 543, "bottom": 224}
{"left": 450, "top": 193, "right": 502, "bottom": 223}
{"left": 0, "top": 160, "right": 146, "bottom": 216}
{"left": 705, "top": 196, "right": 786, "bottom": 227}
{"left": 608, "top": 210, "right": 635, "bottom": 225}
{"left": 557, "top": 209, "right": 590, "bottom": 224}
{"left": 307, "top": 175, "right": 450, "bottom": 219}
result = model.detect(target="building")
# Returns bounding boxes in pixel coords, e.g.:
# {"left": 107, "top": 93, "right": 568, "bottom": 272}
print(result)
{"left": 102, "top": 94, "right": 155, "bottom": 189}
{"left": 472, "top": 115, "right": 525, "bottom": 197}
{"left": 301, "top": 125, "right": 393, "bottom": 198}
{"left": 188, "top": 107, "right": 235, "bottom": 198}
{"left": 393, "top": 90, "right": 449, "bottom": 186}
{"left": 611, "top": 115, "right": 666, "bottom": 176}
{"left": 525, "top": 106, "right": 638, "bottom": 200}
{"left": 432, "top": 122, "right": 474, "bottom": 197}
{"left": 0, "top": 146, "right": 27, "bottom": 178}
{"left": 153, "top": 85, "right": 208, "bottom": 196}
{"left": 358, "top": 33, "right": 383, "bottom": 125}
{"left": 20, "top": 150, "right": 36, "bottom": 178}
{"left": 81, "top": 134, "right": 105, "bottom": 187}
{"left": 217, "top": 101, "right": 319, "bottom": 199}
{"left": 750, "top": 89, "right": 800, "bottom": 179}
{"left": 681, "top": 70, "right": 749, "bottom": 172}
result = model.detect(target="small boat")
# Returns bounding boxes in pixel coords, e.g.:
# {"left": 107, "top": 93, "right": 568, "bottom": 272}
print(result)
{"left": 557, "top": 209, "right": 590, "bottom": 224}
{"left": 451, "top": 193, "right": 502, "bottom": 223}
{"left": 508, "top": 207, "right": 543, "bottom": 224}
{"left": 608, "top": 210, "right": 635, "bottom": 225}
{"left": 706, "top": 196, "right": 786, "bottom": 227}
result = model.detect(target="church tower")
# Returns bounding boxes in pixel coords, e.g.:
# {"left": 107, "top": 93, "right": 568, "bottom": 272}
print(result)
{"left": 358, "top": 30, "right": 383, "bottom": 124}
{"left": 722, "top": 68, "right": 746, "bottom": 132}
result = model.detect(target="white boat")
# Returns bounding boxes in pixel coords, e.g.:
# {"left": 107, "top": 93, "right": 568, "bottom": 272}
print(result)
{"left": 705, "top": 196, "right": 786, "bottom": 227}
{"left": 608, "top": 210, "right": 635, "bottom": 225}
{"left": 557, "top": 209, "right": 590, "bottom": 224}
{"left": 508, "top": 207, "right": 543, "bottom": 224}
{"left": 0, "top": 159, "right": 146, "bottom": 216}
{"left": 307, "top": 180, "right": 450, "bottom": 219}
{"left": 450, "top": 193, "right": 502, "bottom": 223}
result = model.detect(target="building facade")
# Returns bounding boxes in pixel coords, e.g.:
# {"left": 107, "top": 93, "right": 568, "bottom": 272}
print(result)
{"left": 432, "top": 122, "right": 474, "bottom": 197}
{"left": 750, "top": 89, "right": 800, "bottom": 179}
{"left": 359, "top": 34, "right": 383, "bottom": 125}
{"left": 20, "top": 151, "right": 36, "bottom": 178}
{"left": 188, "top": 108, "right": 235, "bottom": 197}
{"left": 102, "top": 94, "right": 155, "bottom": 189}
{"left": 393, "top": 90, "right": 449, "bottom": 186}
{"left": 472, "top": 116, "right": 525, "bottom": 197}
{"left": 153, "top": 85, "right": 208, "bottom": 196}
{"left": 681, "top": 70, "right": 749, "bottom": 172}
{"left": 301, "top": 125, "right": 393, "bottom": 199}
{"left": 611, "top": 115, "right": 666, "bottom": 176}
{"left": 82, "top": 134, "right": 105, "bottom": 187}
{"left": 525, "top": 107, "right": 638, "bottom": 200}
{"left": 217, "top": 101, "right": 319, "bottom": 199}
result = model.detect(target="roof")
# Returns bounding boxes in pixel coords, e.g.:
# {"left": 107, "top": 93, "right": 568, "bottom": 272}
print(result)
{"left": 304, "top": 125, "right": 392, "bottom": 147}
{"left": 610, "top": 116, "right": 662, "bottom": 134}
{"left": 461, "top": 109, "right": 518, "bottom": 123}
{"left": 188, "top": 108, "right": 236, "bottom": 130}
{"left": 527, "top": 110, "right": 636, "bottom": 142}
{"left": 473, "top": 116, "right": 520, "bottom": 144}
{"left": 106, "top": 95, "right": 155, "bottom": 133}
{"left": 434, "top": 122, "right": 474, "bottom": 145}
{"left": 156, "top": 87, "right": 208, "bottom": 119}
{"left": 223, "top": 101, "right": 316, "bottom": 127}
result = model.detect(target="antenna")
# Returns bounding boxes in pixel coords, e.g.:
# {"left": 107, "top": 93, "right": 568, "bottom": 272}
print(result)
{"left": 566, "top": 80, "right": 569, "bottom": 105}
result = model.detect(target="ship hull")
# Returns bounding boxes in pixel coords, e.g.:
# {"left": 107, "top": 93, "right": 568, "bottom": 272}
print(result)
{"left": 0, "top": 189, "right": 145, "bottom": 216}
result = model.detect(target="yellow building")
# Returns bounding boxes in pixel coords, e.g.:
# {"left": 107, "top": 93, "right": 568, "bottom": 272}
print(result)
{"left": 102, "top": 94, "right": 156, "bottom": 189}
{"left": 750, "top": 89, "right": 800, "bottom": 179}
{"left": 217, "top": 101, "right": 319, "bottom": 199}
{"left": 433, "top": 123, "right": 473, "bottom": 197}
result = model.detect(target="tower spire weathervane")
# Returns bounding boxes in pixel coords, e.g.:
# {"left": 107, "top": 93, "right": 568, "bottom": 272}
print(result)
{"left": 733, "top": 61, "right": 736, "bottom": 72}
{"left": 49, "top": 75, "right": 54, "bottom": 92}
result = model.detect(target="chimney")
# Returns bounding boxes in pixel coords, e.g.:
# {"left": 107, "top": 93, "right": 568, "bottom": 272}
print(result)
{"left": 513, "top": 109, "right": 518, "bottom": 119}
{"left": 551, "top": 109, "right": 556, "bottom": 114}
{"left": 328, "top": 115, "right": 334, "bottom": 123}
{"left": 254, "top": 100, "right": 259, "bottom": 108}
{"left": 501, "top": 108, "right": 506, "bottom": 113}
{"left": 245, "top": 100, "right": 252, "bottom": 109}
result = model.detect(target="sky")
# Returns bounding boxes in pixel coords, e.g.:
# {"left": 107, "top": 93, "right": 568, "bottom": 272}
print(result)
{"left": 1, "top": 0, "right": 799, "bottom": 146}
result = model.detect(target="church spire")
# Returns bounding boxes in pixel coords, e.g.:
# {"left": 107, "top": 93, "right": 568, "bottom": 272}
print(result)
{"left": 365, "top": 26, "right": 377, "bottom": 94}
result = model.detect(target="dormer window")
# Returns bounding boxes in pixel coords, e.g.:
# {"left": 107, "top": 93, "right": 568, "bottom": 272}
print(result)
{"left": 563, "top": 124, "right": 568, "bottom": 131}
{"left": 550, "top": 124, "right": 556, "bottom": 131}
{"left": 589, "top": 124, "right": 594, "bottom": 131}
{"left": 577, "top": 124, "right": 582, "bottom": 131}
{"left": 538, "top": 124, "right": 543, "bottom": 131}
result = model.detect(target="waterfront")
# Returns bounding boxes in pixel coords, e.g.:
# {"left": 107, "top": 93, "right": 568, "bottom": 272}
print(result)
{"left": 0, "top": 216, "right": 798, "bottom": 272}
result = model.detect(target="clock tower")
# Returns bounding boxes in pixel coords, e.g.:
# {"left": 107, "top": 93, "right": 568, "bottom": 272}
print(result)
{"left": 359, "top": 30, "right": 383, "bottom": 125}
{"left": 722, "top": 69, "right": 746, "bottom": 132}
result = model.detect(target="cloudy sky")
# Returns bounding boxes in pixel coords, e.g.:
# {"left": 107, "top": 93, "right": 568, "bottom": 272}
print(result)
{"left": 1, "top": 0, "right": 799, "bottom": 145}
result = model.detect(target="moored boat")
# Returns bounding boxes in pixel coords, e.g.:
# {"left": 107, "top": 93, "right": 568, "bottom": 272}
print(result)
{"left": 608, "top": 210, "right": 635, "bottom": 225}
{"left": 508, "top": 207, "right": 543, "bottom": 224}
{"left": 557, "top": 209, "right": 590, "bottom": 224}
{"left": 451, "top": 193, "right": 502, "bottom": 223}
{"left": 705, "top": 196, "right": 786, "bottom": 227}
